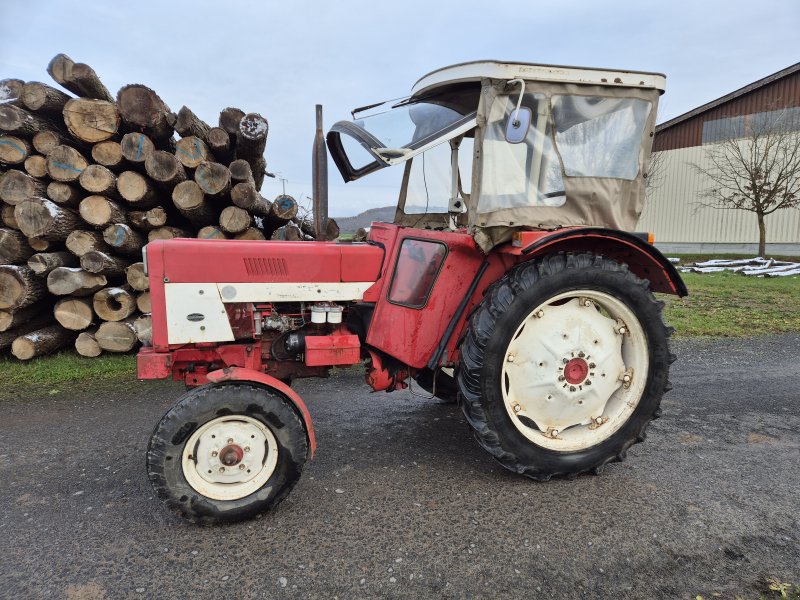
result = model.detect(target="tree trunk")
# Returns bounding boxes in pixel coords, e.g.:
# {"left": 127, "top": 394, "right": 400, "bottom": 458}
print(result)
{"left": 0, "top": 78, "right": 24, "bottom": 107}
{"left": 24, "top": 155, "right": 47, "bottom": 178}
{"left": 27, "top": 238, "right": 53, "bottom": 251}
{"left": 46, "top": 145, "right": 88, "bottom": 182}
{"left": 0, "top": 301, "right": 52, "bottom": 332}
{"left": 15, "top": 197, "right": 81, "bottom": 240}
{"left": 46, "top": 181, "right": 82, "bottom": 207}
{"left": 48, "top": 55, "right": 113, "bottom": 101}
{"left": 91, "top": 141, "right": 124, "bottom": 169}
{"left": 197, "top": 225, "right": 227, "bottom": 240}
{"left": 136, "top": 290, "right": 151, "bottom": 313}
{"left": 54, "top": 297, "right": 94, "bottom": 330}
{"left": 126, "top": 263, "right": 149, "bottom": 291}
{"left": 47, "top": 267, "right": 107, "bottom": 296}
{"left": 0, "top": 313, "right": 54, "bottom": 350}
{"left": 11, "top": 325, "right": 75, "bottom": 360}
{"left": 0, "top": 228, "right": 34, "bottom": 264}
{"left": 65, "top": 230, "right": 110, "bottom": 257}
{"left": 79, "top": 195, "right": 127, "bottom": 228}
{"left": 117, "top": 84, "right": 175, "bottom": 143}
{"left": 219, "top": 107, "right": 245, "bottom": 136}
{"left": 175, "top": 106, "right": 211, "bottom": 140}
{"left": 32, "top": 130, "right": 73, "bottom": 155}
{"left": 0, "top": 169, "right": 48, "bottom": 205}
{"left": 219, "top": 206, "right": 252, "bottom": 234}
{"left": 0, "top": 134, "right": 31, "bottom": 165}
{"left": 75, "top": 328, "right": 102, "bottom": 357}
{"left": 0, "top": 104, "right": 60, "bottom": 137}
{"left": 269, "top": 194, "right": 298, "bottom": 225}
{"left": 93, "top": 286, "right": 136, "bottom": 321}
{"left": 757, "top": 212, "right": 766, "bottom": 257}
{"left": 236, "top": 113, "right": 268, "bottom": 189}
{"left": 21, "top": 82, "right": 72, "bottom": 115}
{"left": 270, "top": 222, "right": 303, "bottom": 241}
{"left": 121, "top": 132, "right": 155, "bottom": 167}
{"left": 79, "top": 164, "right": 118, "bottom": 197}
{"left": 117, "top": 170, "right": 158, "bottom": 208}
{"left": 194, "top": 161, "right": 231, "bottom": 197}
{"left": 128, "top": 206, "right": 167, "bottom": 230}
{"left": 234, "top": 227, "right": 266, "bottom": 240}
{"left": 1, "top": 204, "right": 19, "bottom": 229}
{"left": 28, "top": 251, "right": 77, "bottom": 275}
{"left": 324, "top": 217, "right": 340, "bottom": 241}
{"left": 145, "top": 150, "right": 186, "bottom": 188}
{"left": 175, "top": 135, "right": 213, "bottom": 169}
{"left": 206, "top": 127, "right": 233, "bottom": 163}
{"left": 0, "top": 265, "right": 48, "bottom": 309}
{"left": 229, "top": 159, "right": 255, "bottom": 186}
{"left": 80, "top": 250, "right": 130, "bottom": 276}
{"left": 103, "top": 224, "right": 143, "bottom": 256}
{"left": 231, "top": 182, "right": 271, "bottom": 217}
{"left": 148, "top": 226, "right": 190, "bottom": 241}
{"left": 96, "top": 318, "right": 138, "bottom": 352}
{"left": 134, "top": 314, "right": 152, "bottom": 345}
{"left": 172, "top": 180, "right": 216, "bottom": 225}
{"left": 62, "top": 98, "right": 120, "bottom": 144}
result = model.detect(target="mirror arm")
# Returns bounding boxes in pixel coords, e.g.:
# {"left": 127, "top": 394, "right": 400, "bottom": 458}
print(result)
{"left": 507, "top": 79, "right": 526, "bottom": 126}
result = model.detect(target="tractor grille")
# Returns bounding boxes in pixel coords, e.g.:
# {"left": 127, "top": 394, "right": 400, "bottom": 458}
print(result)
{"left": 242, "top": 257, "right": 289, "bottom": 278}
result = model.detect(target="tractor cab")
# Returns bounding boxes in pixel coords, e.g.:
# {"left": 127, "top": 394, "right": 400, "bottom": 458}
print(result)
{"left": 327, "top": 60, "right": 664, "bottom": 250}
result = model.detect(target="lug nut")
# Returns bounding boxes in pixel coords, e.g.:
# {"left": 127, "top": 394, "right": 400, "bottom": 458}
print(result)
{"left": 536, "top": 310, "right": 544, "bottom": 318}
{"left": 507, "top": 354, "right": 515, "bottom": 363}
{"left": 558, "top": 375, "right": 565, "bottom": 381}
{"left": 227, "top": 438, "right": 234, "bottom": 444}
{"left": 623, "top": 374, "right": 631, "bottom": 382}
{"left": 589, "top": 362, "right": 596, "bottom": 369}
{"left": 513, "top": 404, "right": 521, "bottom": 413}
{"left": 244, "top": 446, "right": 250, "bottom": 453}
{"left": 619, "top": 327, "right": 627, "bottom": 334}
{"left": 219, "top": 467, "right": 225, "bottom": 473}
{"left": 211, "top": 450, "right": 218, "bottom": 457}
{"left": 238, "top": 464, "right": 246, "bottom": 470}
{"left": 584, "top": 300, "right": 592, "bottom": 307}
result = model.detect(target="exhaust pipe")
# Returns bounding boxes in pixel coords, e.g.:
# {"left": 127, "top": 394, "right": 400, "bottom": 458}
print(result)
{"left": 312, "top": 104, "right": 328, "bottom": 240}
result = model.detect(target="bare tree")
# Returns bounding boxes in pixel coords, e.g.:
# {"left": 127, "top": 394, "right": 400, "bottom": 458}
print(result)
{"left": 693, "top": 109, "right": 800, "bottom": 256}
{"left": 644, "top": 148, "right": 666, "bottom": 197}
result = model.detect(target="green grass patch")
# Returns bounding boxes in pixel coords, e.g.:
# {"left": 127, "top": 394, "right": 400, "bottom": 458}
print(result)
{"left": 0, "top": 352, "right": 136, "bottom": 387}
{"left": 663, "top": 271, "right": 800, "bottom": 337}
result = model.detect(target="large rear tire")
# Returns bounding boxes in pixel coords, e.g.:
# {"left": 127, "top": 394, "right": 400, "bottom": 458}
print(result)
{"left": 147, "top": 383, "right": 309, "bottom": 524}
{"left": 456, "top": 252, "right": 674, "bottom": 480}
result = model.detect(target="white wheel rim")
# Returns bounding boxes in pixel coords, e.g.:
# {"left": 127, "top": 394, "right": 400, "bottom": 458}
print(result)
{"left": 181, "top": 415, "right": 279, "bottom": 501}
{"left": 500, "top": 290, "right": 649, "bottom": 452}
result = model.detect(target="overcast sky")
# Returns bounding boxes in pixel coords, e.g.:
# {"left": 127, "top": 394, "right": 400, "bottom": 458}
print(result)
{"left": 1, "top": 0, "right": 798, "bottom": 216}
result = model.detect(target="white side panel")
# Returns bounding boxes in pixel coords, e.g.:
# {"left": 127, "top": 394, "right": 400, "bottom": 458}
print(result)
{"left": 216, "top": 282, "right": 373, "bottom": 303}
{"left": 165, "top": 283, "right": 235, "bottom": 344}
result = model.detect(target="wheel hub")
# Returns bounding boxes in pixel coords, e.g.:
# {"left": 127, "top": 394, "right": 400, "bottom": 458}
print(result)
{"left": 563, "top": 357, "right": 589, "bottom": 385}
{"left": 220, "top": 444, "right": 244, "bottom": 466}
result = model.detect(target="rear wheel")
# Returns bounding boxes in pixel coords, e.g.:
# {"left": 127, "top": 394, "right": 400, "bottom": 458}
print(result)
{"left": 147, "top": 383, "right": 309, "bottom": 523}
{"left": 456, "top": 252, "right": 673, "bottom": 479}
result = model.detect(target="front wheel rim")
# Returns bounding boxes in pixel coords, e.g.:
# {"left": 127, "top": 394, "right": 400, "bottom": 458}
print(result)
{"left": 500, "top": 290, "right": 649, "bottom": 452}
{"left": 181, "top": 415, "right": 279, "bottom": 501}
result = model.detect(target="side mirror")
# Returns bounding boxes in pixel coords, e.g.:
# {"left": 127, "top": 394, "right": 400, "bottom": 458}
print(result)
{"left": 505, "top": 107, "right": 532, "bottom": 143}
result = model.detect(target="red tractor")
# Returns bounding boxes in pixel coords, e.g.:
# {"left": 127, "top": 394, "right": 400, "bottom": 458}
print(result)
{"left": 139, "top": 61, "right": 686, "bottom": 523}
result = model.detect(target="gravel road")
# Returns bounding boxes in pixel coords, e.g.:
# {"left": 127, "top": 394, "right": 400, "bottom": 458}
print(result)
{"left": 1, "top": 334, "right": 798, "bottom": 599}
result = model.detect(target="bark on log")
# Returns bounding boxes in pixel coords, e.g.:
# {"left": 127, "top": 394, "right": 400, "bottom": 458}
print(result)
{"left": 48, "top": 55, "right": 113, "bottom": 101}
{"left": 175, "top": 106, "right": 211, "bottom": 140}
{"left": 0, "top": 301, "right": 52, "bottom": 332}
{"left": 229, "top": 159, "right": 255, "bottom": 186}
{"left": 63, "top": 98, "right": 120, "bottom": 144}
{"left": 103, "top": 224, "right": 143, "bottom": 256}
{"left": 80, "top": 250, "right": 130, "bottom": 276}
{"left": 91, "top": 140, "right": 124, "bottom": 169}
{"left": 65, "top": 230, "right": 110, "bottom": 257}
{"left": 96, "top": 318, "right": 138, "bottom": 352}
{"left": 194, "top": 161, "right": 230, "bottom": 197}
{"left": 175, "top": 135, "right": 212, "bottom": 169}
{"left": 236, "top": 113, "right": 268, "bottom": 189}
{"left": 294, "top": 215, "right": 316, "bottom": 238}
{"left": 117, "top": 85, "right": 174, "bottom": 142}
{"left": 172, "top": 180, "right": 216, "bottom": 225}
{"left": 54, "top": 297, "right": 94, "bottom": 331}
{"left": 47, "top": 267, "right": 107, "bottom": 296}
{"left": 0, "top": 105, "right": 60, "bottom": 137}
{"left": 234, "top": 227, "right": 266, "bottom": 240}
{"left": 126, "top": 263, "right": 149, "bottom": 291}
{"left": 136, "top": 290, "right": 151, "bottom": 313}
{"left": 93, "top": 286, "right": 136, "bottom": 322}
{"left": 21, "top": 82, "right": 72, "bottom": 115}
{"left": 117, "top": 171, "right": 157, "bottom": 208}
{"left": 15, "top": 197, "right": 81, "bottom": 241}
{"left": 120, "top": 132, "right": 154, "bottom": 166}
{"left": 1, "top": 204, "right": 19, "bottom": 229}
{"left": 0, "top": 135, "right": 31, "bottom": 165}
{"left": 32, "top": 130, "right": 72, "bottom": 155}
{"left": 324, "top": 217, "right": 340, "bottom": 241}
{"left": 79, "top": 164, "right": 118, "bottom": 197}
{"left": 148, "top": 226, "right": 189, "bottom": 241}
{"left": 269, "top": 194, "right": 298, "bottom": 224}
{"left": 79, "top": 195, "right": 127, "bottom": 228}
{"left": 11, "top": 325, "right": 75, "bottom": 360}
{"left": 27, "top": 238, "right": 52, "bottom": 251}
{"left": 75, "top": 328, "right": 102, "bottom": 357}
{"left": 206, "top": 127, "right": 232, "bottom": 163}
{"left": 0, "top": 265, "right": 48, "bottom": 309}
{"left": 0, "top": 228, "right": 34, "bottom": 264}
{"left": 270, "top": 222, "right": 303, "bottom": 241}
{"left": 28, "top": 251, "right": 77, "bottom": 275}
{"left": 0, "top": 78, "right": 24, "bottom": 107}
{"left": 128, "top": 206, "right": 167, "bottom": 231}
{"left": 197, "top": 225, "right": 227, "bottom": 240}
{"left": 134, "top": 314, "right": 152, "bottom": 345}
{"left": 219, "top": 206, "right": 251, "bottom": 234}
{"left": 46, "top": 145, "right": 88, "bottom": 182}
{"left": 0, "top": 170, "right": 48, "bottom": 205}
{"left": 24, "top": 155, "right": 47, "bottom": 179}
{"left": 145, "top": 150, "right": 186, "bottom": 188}
{"left": 219, "top": 107, "right": 245, "bottom": 136}
{"left": 46, "top": 181, "right": 81, "bottom": 207}
{"left": 231, "top": 182, "right": 271, "bottom": 217}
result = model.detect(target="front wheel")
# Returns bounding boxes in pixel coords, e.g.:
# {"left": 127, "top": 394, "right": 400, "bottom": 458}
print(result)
{"left": 456, "top": 253, "right": 674, "bottom": 480}
{"left": 147, "top": 383, "right": 309, "bottom": 523}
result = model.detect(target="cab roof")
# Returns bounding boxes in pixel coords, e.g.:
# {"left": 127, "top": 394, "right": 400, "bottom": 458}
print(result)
{"left": 411, "top": 60, "right": 666, "bottom": 98}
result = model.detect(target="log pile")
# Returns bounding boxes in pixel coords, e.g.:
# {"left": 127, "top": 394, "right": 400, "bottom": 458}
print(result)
{"left": 0, "top": 55, "right": 338, "bottom": 360}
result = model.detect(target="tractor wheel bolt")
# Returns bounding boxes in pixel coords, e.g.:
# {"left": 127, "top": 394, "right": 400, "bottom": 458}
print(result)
{"left": 238, "top": 464, "right": 246, "bottom": 470}
{"left": 507, "top": 354, "right": 515, "bottom": 362}
{"left": 227, "top": 438, "right": 234, "bottom": 444}
{"left": 513, "top": 404, "right": 521, "bottom": 413}
{"left": 619, "top": 327, "right": 627, "bottom": 334}
{"left": 244, "top": 446, "right": 250, "bottom": 453}
{"left": 536, "top": 310, "right": 544, "bottom": 318}
{"left": 211, "top": 450, "right": 218, "bottom": 457}
{"left": 219, "top": 467, "right": 225, "bottom": 473}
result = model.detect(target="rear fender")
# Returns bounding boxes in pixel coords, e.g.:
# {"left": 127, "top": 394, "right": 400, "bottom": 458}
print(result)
{"left": 206, "top": 367, "right": 316, "bottom": 457}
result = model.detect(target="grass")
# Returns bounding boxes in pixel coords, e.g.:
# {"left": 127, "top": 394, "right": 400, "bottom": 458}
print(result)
{"left": 0, "top": 352, "right": 135, "bottom": 387}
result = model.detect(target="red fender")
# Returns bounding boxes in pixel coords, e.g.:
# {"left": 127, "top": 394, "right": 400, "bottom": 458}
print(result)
{"left": 206, "top": 367, "right": 316, "bottom": 457}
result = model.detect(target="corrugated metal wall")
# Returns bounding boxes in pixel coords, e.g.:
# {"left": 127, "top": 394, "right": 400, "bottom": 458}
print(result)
{"left": 638, "top": 145, "right": 800, "bottom": 243}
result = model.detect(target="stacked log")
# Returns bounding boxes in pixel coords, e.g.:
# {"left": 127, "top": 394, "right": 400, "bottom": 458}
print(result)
{"left": 0, "top": 53, "right": 339, "bottom": 360}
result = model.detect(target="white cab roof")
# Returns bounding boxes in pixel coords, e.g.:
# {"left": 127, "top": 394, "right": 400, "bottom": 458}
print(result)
{"left": 411, "top": 60, "right": 666, "bottom": 97}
